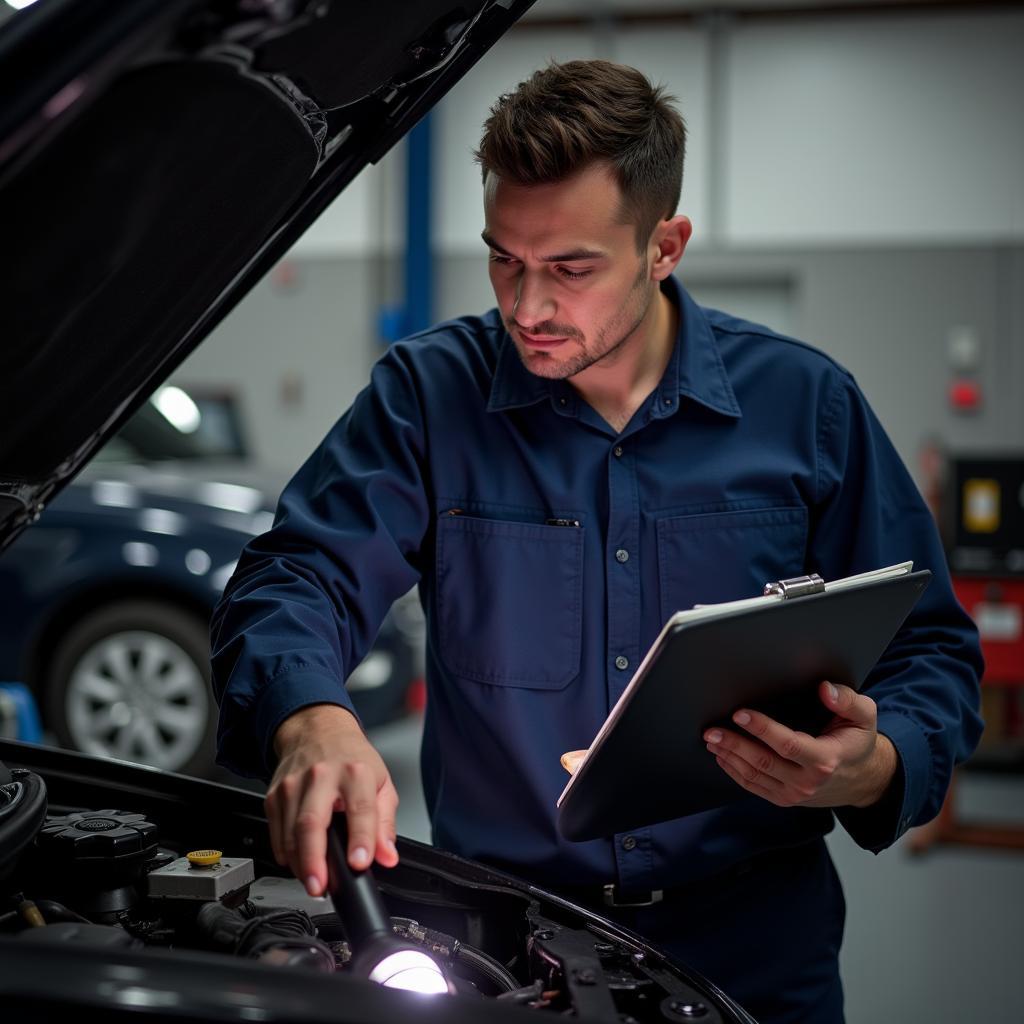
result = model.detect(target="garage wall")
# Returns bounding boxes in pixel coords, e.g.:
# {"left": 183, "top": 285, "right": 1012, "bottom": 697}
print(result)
{"left": 177, "top": 242, "right": 1022, "bottom": 478}
{"left": 174, "top": 5, "right": 1024, "bottom": 475}
{"left": 435, "top": 8, "right": 1024, "bottom": 251}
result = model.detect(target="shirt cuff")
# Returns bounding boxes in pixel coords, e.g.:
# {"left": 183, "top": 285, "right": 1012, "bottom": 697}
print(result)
{"left": 835, "top": 711, "right": 931, "bottom": 852}
{"left": 217, "top": 668, "right": 360, "bottom": 781}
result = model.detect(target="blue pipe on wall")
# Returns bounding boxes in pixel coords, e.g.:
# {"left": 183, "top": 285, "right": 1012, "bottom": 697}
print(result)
{"left": 379, "top": 113, "right": 434, "bottom": 343}
{"left": 404, "top": 112, "right": 434, "bottom": 335}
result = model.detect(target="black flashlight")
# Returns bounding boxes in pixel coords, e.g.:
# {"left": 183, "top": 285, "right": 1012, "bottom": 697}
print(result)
{"left": 326, "top": 813, "right": 450, "bottom": 994}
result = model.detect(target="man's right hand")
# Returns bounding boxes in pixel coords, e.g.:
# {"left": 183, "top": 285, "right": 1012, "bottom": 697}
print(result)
{"left": 266, "top": 703, "right": 399, "bottom": 897}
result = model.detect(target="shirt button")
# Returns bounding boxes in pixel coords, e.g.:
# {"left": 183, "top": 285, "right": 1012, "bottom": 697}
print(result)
{"left": 621, "top": 835, "right": 637, "bottom": 851}
{"left": 559, "top": 397, "right": 568, "bottom": 406}
{"left": 615, "top": 655, "right": 629, "bottom": 671}
{"left": 663, "top": 397, "right": 674, "bottom": 407}
{"left": 613, "top": 445, "right": 623, "bottom": 457}
{"left": 615, "top": 549, "right": 629, "bottom": 563}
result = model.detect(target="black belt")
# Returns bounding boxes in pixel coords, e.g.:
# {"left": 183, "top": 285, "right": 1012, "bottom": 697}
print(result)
{"left": 553, "top": 842, "right": 823, "bottom": 911}
{"left": 556, "top": 880, "right": 682, "bottom": 909}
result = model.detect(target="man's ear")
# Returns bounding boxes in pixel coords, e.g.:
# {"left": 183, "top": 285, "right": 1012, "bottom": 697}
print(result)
{"left": 649, "top": 215, "right": 692, "bottom": 281}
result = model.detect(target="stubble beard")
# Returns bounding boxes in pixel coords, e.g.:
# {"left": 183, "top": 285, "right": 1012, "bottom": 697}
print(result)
{"left": 510, "top": 260, "right": 654, "bottom": 381}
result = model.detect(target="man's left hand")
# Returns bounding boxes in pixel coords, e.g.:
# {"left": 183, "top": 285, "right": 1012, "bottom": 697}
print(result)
{"left": 704, "top": 681, "right": 897, "bottom": 809}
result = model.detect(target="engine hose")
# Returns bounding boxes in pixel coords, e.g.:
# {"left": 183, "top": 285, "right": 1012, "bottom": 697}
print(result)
{"left": 0, "top": 898, "right": 91, "bottom": 931}
{"left": 196, "top": 901, "right": 335, "bottom": 972}
{"left": 390, "top": 917, "right": 519, "bottom": 993}
{"left": 454, "top": 942, "right": 520, "bottom": 993}
{"left": 32, "top": 899, "right": 92, "bottom": 925}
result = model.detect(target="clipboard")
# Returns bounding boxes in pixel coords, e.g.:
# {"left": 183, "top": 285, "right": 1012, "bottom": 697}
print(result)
{"left": 556, "top": 562, "right": 932, "bottom": 842}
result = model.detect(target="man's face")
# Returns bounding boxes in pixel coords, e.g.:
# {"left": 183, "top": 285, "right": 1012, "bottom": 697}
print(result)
{"left": 482, "top": 163, "right": 656, "bottom": 380}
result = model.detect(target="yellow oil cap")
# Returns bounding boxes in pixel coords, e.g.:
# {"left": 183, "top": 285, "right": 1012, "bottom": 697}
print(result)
{"left": 186, "top": 849, "right": 223, "bottom": 868}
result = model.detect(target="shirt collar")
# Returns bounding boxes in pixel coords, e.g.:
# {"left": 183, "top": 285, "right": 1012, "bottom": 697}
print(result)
{"left": 487, "top": 274, "right": 742, "bottom": 419}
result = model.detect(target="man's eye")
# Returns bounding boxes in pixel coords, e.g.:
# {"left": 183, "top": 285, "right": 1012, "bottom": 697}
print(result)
{"left": 557, "top": 266, "right": 592, "bottom": 281}
{"left": 489, "top": 253, "right": 517, "bottom": 268}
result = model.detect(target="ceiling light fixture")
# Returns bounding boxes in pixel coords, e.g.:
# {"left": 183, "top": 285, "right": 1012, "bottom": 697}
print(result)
{"left": 152, "top": 386, "right": 201, "bottom": 434}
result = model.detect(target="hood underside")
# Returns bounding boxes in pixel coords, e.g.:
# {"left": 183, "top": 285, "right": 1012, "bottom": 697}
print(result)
{"left": 0, "top": 0, "right": 532, "bottom": 552}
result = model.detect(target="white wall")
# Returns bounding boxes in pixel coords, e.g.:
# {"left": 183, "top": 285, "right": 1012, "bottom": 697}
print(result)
{"left": 724, "top": 12, "right": 1024, "bottom": 245}
{"left": 289, "top": 141, "right": 405, "bottom": 256}
{"left": 291, "top": 8, "right": 1024, "bottom": 257}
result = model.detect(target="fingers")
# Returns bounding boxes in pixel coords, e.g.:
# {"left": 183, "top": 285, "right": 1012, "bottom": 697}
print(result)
{"left": 265, "top": 770, "right": 302, "bottom": 868}
{"left": 374, "top": 778, "right": 400, "bottom": 869}
{"left": 293, "top": 761, "right": 343, "bottom": 895}
{"left": 820, "top": 680, "right": 876, "bottom": 727}
{"left": 704, "top": 709, "right": 827, "bottom": 802}
{"left": 704, "top": 683, "right": 882, "bottom": 807}
{"left": 715, "top": 709, "right": 816, "bottom": 767}
{"left": 704, "top": 727, "right": 800, "bottom": 792}
{"left": 337, "top": 760, "right": 379, "bottom": 873}
{"left": 712, "top": 750, "right": 784, "bottom": 804}
{"left": 266, "top": 758, "right": 396, "bottom": 895}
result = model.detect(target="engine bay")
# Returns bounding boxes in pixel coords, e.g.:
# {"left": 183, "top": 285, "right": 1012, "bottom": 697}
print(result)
{"left": 0, "top": 743, "right": 750, "bottom": 1023}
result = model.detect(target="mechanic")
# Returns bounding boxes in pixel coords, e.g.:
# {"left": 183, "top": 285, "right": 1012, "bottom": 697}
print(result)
{"left": 211, "top": 60, "right": 983, "bottom": 1023}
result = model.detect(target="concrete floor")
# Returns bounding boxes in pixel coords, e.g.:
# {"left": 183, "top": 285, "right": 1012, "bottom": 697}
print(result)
{"left": 369, "top": 712, "right": 1024, "bottom": 1024}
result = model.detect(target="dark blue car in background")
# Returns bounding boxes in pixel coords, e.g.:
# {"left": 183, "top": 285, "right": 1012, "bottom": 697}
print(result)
{"left": 0, "top": 390, "right": 424, "bottom": 777}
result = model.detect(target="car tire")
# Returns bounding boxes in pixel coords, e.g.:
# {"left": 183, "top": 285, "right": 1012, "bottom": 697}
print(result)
{"left": 45, "top": 600, "right": 216, "bottom": 777}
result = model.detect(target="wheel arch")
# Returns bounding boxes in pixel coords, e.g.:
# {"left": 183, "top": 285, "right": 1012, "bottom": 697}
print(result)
{"left": 24, "top": 579, "right": 216, "bottom": 698}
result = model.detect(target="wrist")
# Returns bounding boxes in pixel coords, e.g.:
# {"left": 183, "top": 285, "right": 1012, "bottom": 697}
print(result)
{"left": 272, "top": 703, "right": 359, "bottom": 758}
{"left": 851, "top": 733, "right": 898, "bottom": 808}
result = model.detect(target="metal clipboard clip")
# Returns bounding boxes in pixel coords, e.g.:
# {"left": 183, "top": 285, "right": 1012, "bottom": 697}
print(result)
{"left": 763, "top": 573, "right": 826, "bottom": 599}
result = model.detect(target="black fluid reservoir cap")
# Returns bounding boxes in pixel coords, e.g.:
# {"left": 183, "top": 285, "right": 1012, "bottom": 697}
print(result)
{"left": 38, "top": 809, "right": 158, "bottom": 865}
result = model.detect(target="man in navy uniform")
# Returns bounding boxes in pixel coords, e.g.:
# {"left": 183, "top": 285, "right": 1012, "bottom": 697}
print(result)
{"left": 212, "top": 60, "right": 982, "bottom": 1023}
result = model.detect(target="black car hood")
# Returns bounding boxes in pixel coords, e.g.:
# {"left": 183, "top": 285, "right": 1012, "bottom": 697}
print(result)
{"left": 0, "top": 0, "right": 533, "bottom": 553}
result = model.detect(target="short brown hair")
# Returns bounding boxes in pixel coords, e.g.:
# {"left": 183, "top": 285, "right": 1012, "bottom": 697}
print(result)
{"left": 476, "top": 60, "right": 686, "bottom": 248}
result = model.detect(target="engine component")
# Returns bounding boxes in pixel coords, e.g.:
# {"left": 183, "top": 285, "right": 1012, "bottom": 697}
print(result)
{"left": 249, "top": 875, "right": 333, "bottom": 918}
{"left": 18, "top": 921, "right": 140, "bottom": 949}
{"left": 196, "top": 900, "right": 335, "bottom": 972}
{"left": 35, "top": 809, "right": 158, "bottom": 918}
{"left": 0, "top": 764, "right": 47, "bottom": 884}
{"left": 391, "top": 916, "right": 519, "bottom": 994}
{"left": 148, "top": 853, "right": 254, "bottom": 902}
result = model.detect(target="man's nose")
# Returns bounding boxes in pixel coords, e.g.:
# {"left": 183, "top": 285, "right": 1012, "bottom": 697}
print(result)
{"left": 512, "top": 272, "right": 555, "bottom": 328}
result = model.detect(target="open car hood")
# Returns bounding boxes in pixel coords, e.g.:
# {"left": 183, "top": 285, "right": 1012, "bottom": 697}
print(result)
{"left": 0, "top": 0, "right": 534, "bottom": 552}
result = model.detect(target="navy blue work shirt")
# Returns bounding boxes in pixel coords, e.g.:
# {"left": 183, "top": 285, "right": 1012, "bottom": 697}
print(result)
{"left": 211, "top": 275, "right": 983, "bottom": 892}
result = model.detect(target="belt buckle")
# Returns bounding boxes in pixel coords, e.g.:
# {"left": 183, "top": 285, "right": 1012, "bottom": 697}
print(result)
{"left": 602, "top": 884, "right": 663, "bottom": 908}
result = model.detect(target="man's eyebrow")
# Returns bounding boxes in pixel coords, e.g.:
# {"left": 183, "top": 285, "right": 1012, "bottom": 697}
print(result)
{"left": 481, "top": 231, "right": 606, "bottom": 263}
{"left": 481, "top": 231, "right": 513, "bottom": 257}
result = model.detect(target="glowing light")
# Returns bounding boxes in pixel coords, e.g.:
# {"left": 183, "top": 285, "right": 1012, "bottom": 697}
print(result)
{"left": 248, "top": 511, "right": 275, "bottom": 535}
{"left": 152, "top": 386, "right": 201, "bottom": 434}
{"left": 122, "top": 542, "right": 158, "bottom": 568}
{"left": 5, "top": 1, "right": 42, "bottom": 10}
{"left": 92, "top": 480, "right": 138, "bottom": 508}
{"left": 185, "top": 548, "right": 212, "bottom": 575}
{"left": 348, "top": 651, "right": 393, "bottom": 691}
{"left": 367, "top": 949, "right": 449, "bottom": 994}
{"left": 197, "top": 481, "right": 263, "bottom": 513}
{"left": 139, "top": 508, "right": 186, "bottom": 536}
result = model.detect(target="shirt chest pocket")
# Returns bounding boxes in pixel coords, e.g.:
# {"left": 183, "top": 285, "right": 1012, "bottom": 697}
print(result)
{"left": 435, "top": 511, "right": 584, "bottom": 689}
{"left": 656, "top": 505, "right": 809, "bottom": 621}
